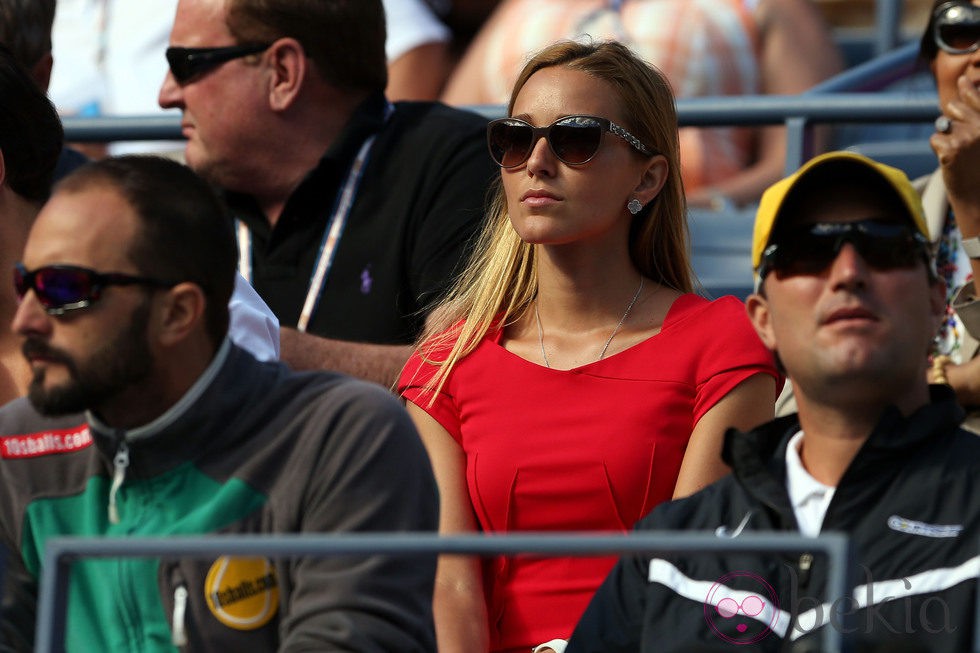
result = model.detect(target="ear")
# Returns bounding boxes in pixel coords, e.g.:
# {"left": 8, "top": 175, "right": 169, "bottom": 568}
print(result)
{"left": 31, "top": 53, "right": 54, "bottom": 92}
{"left": 153, "top": 282, "right": 208, "bottom": 348}
{"left": 267, "top": 38, "right": 307, "bottom": 112}
{"left": 929, "top": 277, "right": 947, "bottom": 335}
{"left": 0, "top": 148, "right": 6, "bottom": 188}
{"left": 746, "top": 290, "right": 778, "bottom": 351}
{"left": 632, "top": 154, "right": 669, "bottom": 207}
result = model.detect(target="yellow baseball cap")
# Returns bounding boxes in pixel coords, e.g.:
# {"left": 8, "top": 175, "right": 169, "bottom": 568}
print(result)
{"left": 751, "top": 151, "right": 929, "bottom": 272}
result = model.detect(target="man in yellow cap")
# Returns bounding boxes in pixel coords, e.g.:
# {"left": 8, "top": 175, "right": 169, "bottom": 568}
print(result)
{"left": 562, "top": 151, "right": 979, "bottom": 652}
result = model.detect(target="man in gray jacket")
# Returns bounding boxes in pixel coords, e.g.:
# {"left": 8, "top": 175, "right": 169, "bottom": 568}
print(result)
{"left": 0, "top": 155, "right": 438, "bottom": 652}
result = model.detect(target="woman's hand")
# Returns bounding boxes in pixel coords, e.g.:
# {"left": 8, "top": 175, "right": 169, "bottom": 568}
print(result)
{"left": 932, "top": 75, "right": 980, "bottom": 235}
{"left": 936, "top": 354, "right": 980, "bottom": 408}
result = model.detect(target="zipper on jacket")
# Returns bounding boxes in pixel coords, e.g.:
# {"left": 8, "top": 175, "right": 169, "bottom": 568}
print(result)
{"left": 798, "top": 552, "right": 813, "bottom": 586}
{"left": 108, "top": 441, "right": 130, "bottom": 524}
{"left": 171, "top": 583, "right": 189, "bottom": 647}
{"left": 780, "top": 553, "right": 816, "bottom": 653}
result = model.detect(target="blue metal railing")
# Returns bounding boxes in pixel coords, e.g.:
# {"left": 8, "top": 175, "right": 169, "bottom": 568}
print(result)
{"left": 57, "top": 35, "right": 940, "bottom": 302}
{"left": 37, "top": 531, "right": 854, "bottom": 653}
{"left": 62, "top": 37, "right": 937, "bottom": 178}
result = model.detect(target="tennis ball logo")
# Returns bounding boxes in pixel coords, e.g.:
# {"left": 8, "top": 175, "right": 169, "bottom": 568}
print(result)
{"left": 703, "top": 571, "right": 779, "bottom": 645}
{"left": 204, "top": 556, "right": 279, "bottom": 630}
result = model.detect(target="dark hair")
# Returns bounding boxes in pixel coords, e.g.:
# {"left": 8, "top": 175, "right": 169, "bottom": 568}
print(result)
{"left": 55, "top": 156, "right": 237, "bottom": 348}
{"left": 919, "top": 0, "right": 970, "bottom": 61}
{"left": 0, "top": 44, "right": 62, "bottom": 201}
{"left": 0, "top": 0, "right": 55, "bottom": 69}
{"left": 226, "top": 0, "right": 387, "bottom": 93}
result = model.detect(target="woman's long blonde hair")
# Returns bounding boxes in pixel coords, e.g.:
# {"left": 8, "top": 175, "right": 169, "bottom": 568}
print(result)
{"left": 412, "top": 39, "right": 694, "bottom": 399}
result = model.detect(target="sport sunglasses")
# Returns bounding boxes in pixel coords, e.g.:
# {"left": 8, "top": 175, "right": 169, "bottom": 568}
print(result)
{"left": 758, "top": 219, "right": 931, "bottom": 280}
{"left": 487, "top": 114, "right": 655, "bottom": 168}
{"left": 933, "top": 2, "right": 980, "bottom": 55}
{"left": 166, "top": 43, "right": 272, "bottom": 84}
{"left": 14, "top": 263, "right": 177, "bottom": 316}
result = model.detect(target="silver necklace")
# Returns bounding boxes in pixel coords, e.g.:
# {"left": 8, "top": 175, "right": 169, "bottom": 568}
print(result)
{"left": 534, "top": 276, "right": 645, "bottom": 368}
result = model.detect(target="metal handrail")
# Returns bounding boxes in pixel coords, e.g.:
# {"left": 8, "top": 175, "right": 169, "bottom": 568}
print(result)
{"left": 874, "top": 0, "right": 905, "bottom": 56}
{"left": 62, "top": 89, "right": 939, "bottom": 182}
{"left": 61, "top": 33, "right": 939, "bottom": 179}
{"left": 62, "top": 92, "right": 938, "bottom": 142}
{"left": 807, "top": 41, "right": 923, "bottom": 94}
{"left": 36, "top": 531, "right": 853, "bottom": 653}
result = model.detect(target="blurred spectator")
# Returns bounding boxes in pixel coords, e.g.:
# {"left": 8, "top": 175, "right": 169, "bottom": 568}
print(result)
{"left": 46, "top": 0, "right": 460, "bottom": 138}
{"left": 442, "top": 0, "right": 500, "bottom": 54}
{"left": 0, "top": 0, "right": 88, "bottom": 180}
{"left": 0, "top": 45, "right": 63, "bottom": 405}
{"left": 567, "top": 151, "right": 979, "bottom": 653}
{"left": 778, "top": 0, "right": 980, "bottom": 431}
{"left": 158, "top": 0, "right": 496, "bottom": 387}
{"left": 0, "top": 0, "right": 54, "bottom": 88}
{"left": 48, "top": 0, "right": 183, "bottom": 157}
{"left": 400, "top": 40, "right": 779, "bottom": 652}
{"left": 0, "top": 154, "right": 438, "bottom": 652}
{"left": 441, "top": 0, "right": 844, "bottom": 209}
{"left": 915, "top": 0, "right": 980, "bottom": 431}
{"left": 0, "top": 27, "right": 279, "bottom": 377}
{"left": 384, "top": 0, "right": 454, "bottom": 100}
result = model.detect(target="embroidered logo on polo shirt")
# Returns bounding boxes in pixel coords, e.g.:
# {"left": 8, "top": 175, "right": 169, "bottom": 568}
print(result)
{"left": 887, "top": 515, "right": 963, "bottom": 538}
{"left": 0, "top": 425, "right": 92, "bottom": 459}
{"left": 360, "top": 264, "right": 373, "bottom": 294}
{"left": 204, "top": 556, "right": 279, "bottom": 630}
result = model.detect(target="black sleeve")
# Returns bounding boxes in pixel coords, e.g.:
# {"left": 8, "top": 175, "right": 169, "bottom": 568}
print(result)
{"left": 565, "top": 502, "right": 681, "bottom": 653}
{"left": 0, "top": 541, "right": 36, "bottom": 653}
{"left": 277, "top": 381, "right": 439, "bottom": 652}
{"left": 565, "top": 546, "right": 651, "bottom": 653}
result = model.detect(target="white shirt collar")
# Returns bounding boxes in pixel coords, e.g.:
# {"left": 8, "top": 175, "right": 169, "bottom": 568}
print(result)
{"left": 785, "top": 430, "right": 836, "bottom": 537}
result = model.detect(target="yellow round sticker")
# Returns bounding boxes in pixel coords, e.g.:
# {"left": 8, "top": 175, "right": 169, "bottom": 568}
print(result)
{"left": 204, "top": 556, "right": 279, "bottom": 630}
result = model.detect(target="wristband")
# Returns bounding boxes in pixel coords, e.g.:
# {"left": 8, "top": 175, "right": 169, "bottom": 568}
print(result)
{"left": 532, "top": 639, "right": 568, "bottom": 653}
{"left": 962, "top": 236, "right": 980, "bottom": 259}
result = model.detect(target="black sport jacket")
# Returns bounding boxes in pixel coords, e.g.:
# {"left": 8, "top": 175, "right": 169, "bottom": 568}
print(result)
{"left": 567, "top": 385, "right": 979, "bottom": 653}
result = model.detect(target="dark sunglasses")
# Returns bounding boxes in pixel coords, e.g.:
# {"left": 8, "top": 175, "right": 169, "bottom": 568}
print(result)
{"left": 166, "top": 43, "right": 272, "bottom": 84}
{"left": 14, "top": 263, "right": 177, "bottom": 316}
{"left": 487, "top": 114, "right": 655, "bottom": 168}
{"left": 933, "top": 2, "right": 980, "bottom": 55}
{"left": 758, "top": 219, "right": 932, "bottom": 280}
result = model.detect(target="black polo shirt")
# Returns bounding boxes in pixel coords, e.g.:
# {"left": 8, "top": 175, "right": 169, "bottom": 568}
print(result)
{"left": 226, "top": 92, "right": 496, "bottom": 345}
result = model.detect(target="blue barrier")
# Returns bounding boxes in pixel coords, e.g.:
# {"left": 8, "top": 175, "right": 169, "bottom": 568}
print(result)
{"left": 37, "top": 531, "right": 854, "bottom": 653}
{"left": 58, "top": 43, "right": 941, "bottom": 302}
{"left": 62, "top": 92, "right": 938, "bottom": 140}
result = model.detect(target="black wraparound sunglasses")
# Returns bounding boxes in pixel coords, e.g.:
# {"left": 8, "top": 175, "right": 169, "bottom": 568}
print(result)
{"left": 14, "top": 263, "right": 177, "bottom": 316}
{"left": 487, "top": 114, "right": 655, "bottom": 168}
{"left": 933, "top": 2, "right": 980, "bottom": 55}
{"left": 758, "top": 219, "right": 932, "bottom": 280}
{"left": 166, "top": 43, "right": 272, "bottom": 84}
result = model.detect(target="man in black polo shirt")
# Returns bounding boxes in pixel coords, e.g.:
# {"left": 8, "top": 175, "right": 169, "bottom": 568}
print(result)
{"left": 158, "top": 0, "right": 496, "bottom": 386}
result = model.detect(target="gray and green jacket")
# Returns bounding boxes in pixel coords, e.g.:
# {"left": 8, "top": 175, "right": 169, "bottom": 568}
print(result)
{"left": 0, "top": 341, "right": 438, "bottom": 652}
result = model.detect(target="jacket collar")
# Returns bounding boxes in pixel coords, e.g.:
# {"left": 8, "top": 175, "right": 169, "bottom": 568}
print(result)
{"left": 723, "top": 385, "right": 965, "bottom": 514}
{"left": 87, "top": 342, "right": 283, "bottom": 476}
{"left": 223, "top": 91, "right": 390, "bottom": 223}
{"left": 87, "top": 338, "right": 232, "bottom": 443}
